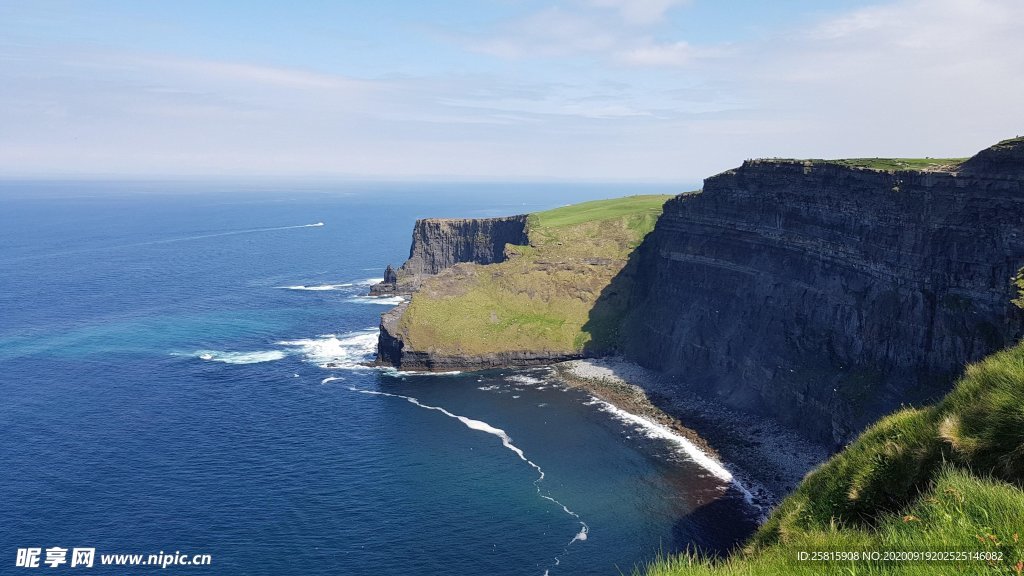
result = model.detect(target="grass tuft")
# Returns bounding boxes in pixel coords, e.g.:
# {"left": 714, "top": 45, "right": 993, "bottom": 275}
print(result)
{"left": 646, "top": 341, "right": 1024, "bottom": 575}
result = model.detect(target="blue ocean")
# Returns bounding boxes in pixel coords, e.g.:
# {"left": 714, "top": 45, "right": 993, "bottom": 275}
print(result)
{"left": 0, "top": 181, "right": 757, "bottom": 575}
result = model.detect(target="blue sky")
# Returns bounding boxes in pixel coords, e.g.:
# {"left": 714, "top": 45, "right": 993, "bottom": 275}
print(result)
{"left": 1, "top": 0, "right": 1022, "bottom": 180}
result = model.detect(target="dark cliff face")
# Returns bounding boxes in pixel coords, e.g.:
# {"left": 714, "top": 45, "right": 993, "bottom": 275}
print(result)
{"left": 961, "top": 137, "right": 1024, "bottom": 178}
{"left": 621, "top": 143, "right": 1024, "bottom": 446}
{"left": 398, "top": 215, "right": 529, "bottom": 276}
{"left": 369, "top": 215, "right": 529, "bottom": 296}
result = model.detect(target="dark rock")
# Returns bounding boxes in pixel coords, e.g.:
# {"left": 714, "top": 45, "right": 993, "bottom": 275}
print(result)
{"left": 960, "top": 136, "right": 1024, "bottom": 178}
{"left": 368, "top": 264, "right": 399, "bottom": 296}
{"left": 398, "top": 215, "right": 529, "bottom": 276}
{"left": 368, "top": 215, "right": 529, "bottom": 298}
{"left": 620, "top": 139, "right": 1024, "bottom": 447}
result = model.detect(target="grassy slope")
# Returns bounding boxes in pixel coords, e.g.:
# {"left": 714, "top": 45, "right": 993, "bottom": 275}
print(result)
{"left": 644, "top": 342, "right": 1024, "bottom": 575}
{"left": 396, "top": 194, "right": 673, "bottom": 356}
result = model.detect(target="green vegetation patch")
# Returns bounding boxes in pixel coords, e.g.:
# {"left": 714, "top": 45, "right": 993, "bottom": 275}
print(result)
{"left": 530, "top": 194, "right": 672, "bottom": 231}
{"left": 396, "top": 194, "right": 673, "bottom": 356}
{"left": 814, "top": 158, "right": 968, "bottom": 172}
{"left": 643, "top": 340, "right": 1024, "bottom": 575}
{"left": 643, "top": 468, "right": 1024, "bottom": 575}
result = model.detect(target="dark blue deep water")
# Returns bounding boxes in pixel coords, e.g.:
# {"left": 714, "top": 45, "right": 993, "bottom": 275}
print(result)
{"left": 0, "top": 181, "right": 756, "bottom": 575}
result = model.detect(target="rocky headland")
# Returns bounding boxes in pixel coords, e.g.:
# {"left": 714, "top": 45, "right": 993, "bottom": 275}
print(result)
{"left": 370, "top": 137, "right": 1024, "bottom": 461}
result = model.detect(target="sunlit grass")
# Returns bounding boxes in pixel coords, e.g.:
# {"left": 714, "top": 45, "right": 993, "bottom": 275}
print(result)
{"left": 397, "top": 194, "right": 673, "bottom": 356}
{"left": 644, "top": 342, "right": 1024, "bottom": 575}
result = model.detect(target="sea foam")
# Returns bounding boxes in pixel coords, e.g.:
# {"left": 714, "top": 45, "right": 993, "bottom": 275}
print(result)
{"left": 280, "top": 283, "right": 353, "bottom": 291}
{"left": 277, "top": 329, "right": 378, "bottom": 369}
{"left": 177, "top": 350, "right": 287, "bottom": 364}
{"left": 589, "top": 397, "right": 758, "bottom": 507}
{"left": 347, "top": 295, "right": 405, "bottom": 305}
{"left": 506, "top": 375, "right": 545, "bottom": 386}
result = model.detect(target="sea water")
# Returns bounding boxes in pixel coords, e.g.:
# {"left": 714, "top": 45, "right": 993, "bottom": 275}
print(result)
{"left": 0, "top": 181, "right": 757, "bottom": 575}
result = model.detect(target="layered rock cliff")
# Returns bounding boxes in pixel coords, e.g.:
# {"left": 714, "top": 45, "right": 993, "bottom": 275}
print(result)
{"left": 620, "top": 139, "right": 1024, "bottom": 446}
{"left": 400, "top": 215, "right": 528, "bottom": 275}
{"left": 369, "top": 215, "right": 529, "bottom": 295}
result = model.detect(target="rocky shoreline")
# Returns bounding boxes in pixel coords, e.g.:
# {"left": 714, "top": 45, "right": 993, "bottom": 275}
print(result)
{"left": 552, "top": 357, "right": 830, "bottom": 509}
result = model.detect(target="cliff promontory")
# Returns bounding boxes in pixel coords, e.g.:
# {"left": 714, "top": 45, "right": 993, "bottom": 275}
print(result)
{"left": 373, "top": 195, "right": 673, "bottom": 369}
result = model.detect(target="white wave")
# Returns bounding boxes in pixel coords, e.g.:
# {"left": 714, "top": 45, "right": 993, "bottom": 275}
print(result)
{"left": 507, "top": 375, "right": 545, "bottom": 385}
{"left": 280, "top": 283, "right": 353, "bottom": 291}
{"left": 591, "top": 397, "right": 731, "bottom": 480}
{"left": 477, "top": 384, "right": 501, "bottom": 391}
{"left": 348, "top": 295, "right": 405, "bottom": 305}
{"left": 278, "top": 329, "right": 378, "bottom": 369}
{"left": 280, "top": 277, "right": 384, "bottom": 292}
{"left": 176, "top": 349, "right": 286, "bottom": 364}
{"left": 382, "top": 368, "right": 462, "bottom": 377}
{"left": 589, "top": 397, "right": 757, "bottom": 506}
{"left": 349, "top": 386, "right": 589, "bottom": 572}
{"left": 507, "top": 375, "right": 548, "bottom": 383}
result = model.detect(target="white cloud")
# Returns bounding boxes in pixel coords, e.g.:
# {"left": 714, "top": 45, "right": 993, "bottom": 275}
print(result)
{"left": 584, "top": 0, "right": 690, "bottom": 25}
{"left": 462, "top": 1, "right": 705, "bottom": 64}
{"left": 1, "top": 0, "right": 1022, "bottom": 180}
{"left": 737, "top": 0, "right": 1024, "bottom": 157}
{"left": 614, "top": 40, "right": 731, "bottom": 68}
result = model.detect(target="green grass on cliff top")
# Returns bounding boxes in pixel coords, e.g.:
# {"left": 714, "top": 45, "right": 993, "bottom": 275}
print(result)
{"left": 531, "top": 194, "right": 673, "bottom": 230}
{"left": 642, "top": 340, "right": 1024, "bottom": 575}
{"left": 815, "top": 157, "right": 968, "bottom": 171}
{"left": 396, "top": 194, "right": 673, "bottom": 356}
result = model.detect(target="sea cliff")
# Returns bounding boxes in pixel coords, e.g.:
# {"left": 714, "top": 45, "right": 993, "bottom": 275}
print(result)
{"left": 621, "top": 141, "right": 1024, "bottom": 445}
{"left": 373, "top": 138, "right": 1024, "bottom": 447}
{"left": 370, "top": 215, "right": 529, "bottom": 296}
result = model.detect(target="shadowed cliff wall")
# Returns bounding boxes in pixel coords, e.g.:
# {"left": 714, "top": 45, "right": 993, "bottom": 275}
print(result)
{"left": 397, "top": 215, "right": 529, "bottom": 276}
{"left": 620, "top": 145, "right": 1024, "bottom": 446}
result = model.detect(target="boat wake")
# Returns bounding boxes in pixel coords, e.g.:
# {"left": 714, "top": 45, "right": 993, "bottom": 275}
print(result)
{"left": 5, "top": 222, "right": 326, "bottom": 264}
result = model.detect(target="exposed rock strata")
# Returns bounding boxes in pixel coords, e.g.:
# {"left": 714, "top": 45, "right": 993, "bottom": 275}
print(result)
{"left": 621, "top": 140, "right": 1024, "bottom": 446}
{"left": 368, "top": 215, "right": 529, "bottom": 295}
